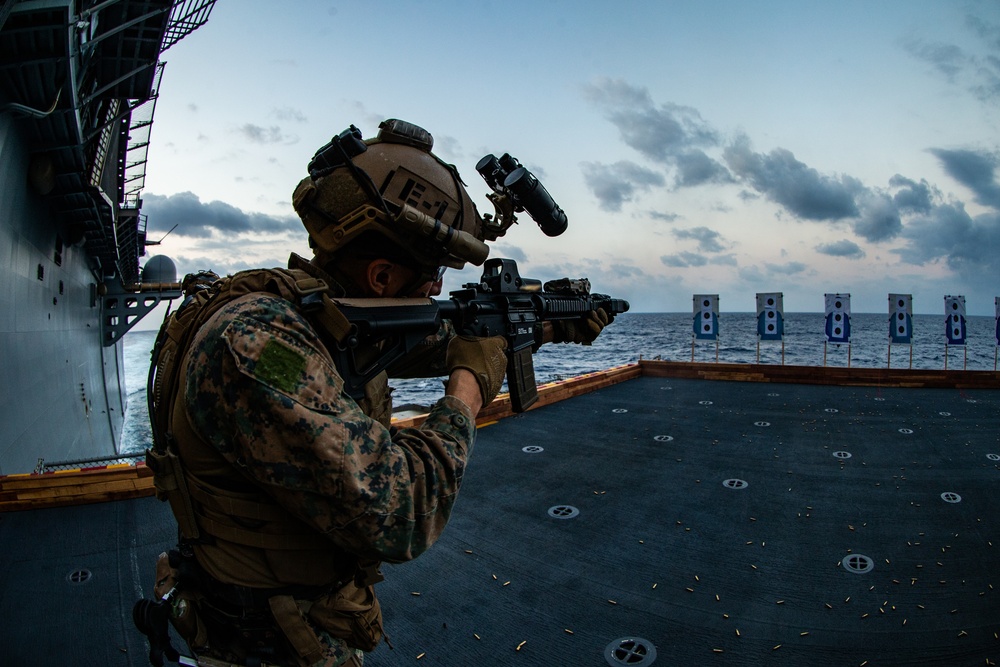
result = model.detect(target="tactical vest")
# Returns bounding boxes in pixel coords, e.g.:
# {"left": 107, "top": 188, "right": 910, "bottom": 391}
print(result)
{"left": 145, "top": 255, "right": 386, "bottom": 658}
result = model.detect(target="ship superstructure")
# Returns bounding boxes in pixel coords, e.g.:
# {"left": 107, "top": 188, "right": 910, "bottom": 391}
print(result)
{"left": 0, "top": 0, "right": 215, "bottom": 474}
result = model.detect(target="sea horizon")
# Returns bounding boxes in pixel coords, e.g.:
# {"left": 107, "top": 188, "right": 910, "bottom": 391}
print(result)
{"left": 121, "top": 311, "right": 999, "bottom": 457}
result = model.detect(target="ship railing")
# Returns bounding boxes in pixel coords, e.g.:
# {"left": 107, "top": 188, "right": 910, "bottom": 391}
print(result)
{"left": 121, "top": 63, "right": 163, "bottom": 212}
{"left": 162, "top": 0, "right": 217, "bottom": 51}
{"left": 34, "top": 453, "right": 145, "bottom": 475}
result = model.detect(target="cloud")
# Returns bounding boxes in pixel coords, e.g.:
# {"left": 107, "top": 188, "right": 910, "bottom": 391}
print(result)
{"left": 488, "top": 243, "right": 527, "bottom": 263}
{"left": 764, "top": 261, "right": 809, "bottom": 275}
{"left": 610, "top": 100, "right": 718, "bottom": 163}
{"left": 885, "top": 165, "right": 1000, "bottom": 282}
{"left": 674, "top": 150, "right": 733, "bottom": 187}
{"left": 967, "top": 14, "right": 1000, "bottom": 51}
{"left": 723, "top": 135, "right": 862, "bottom": 221}
{"left": 584, "top": 77, "right": 996, "bottom": 281}
{"left": 661, "top": 251, "right": 708, "bottom": 268}
{"left": 672, "top": 226, "right": 727, "bottom": 252}
{"left": 648, "top": 210, "right": 681, "bottom": 223}
{"left": 585, "top": 79, "right": 866, "bottom": 224}
{"left": 928, "top": 148, "right": 1000, "bottom": 209}
{"left": 523, "top": 258, "right": 654, "bottom": 298}
{"left": 904, "top": 12, "right": 1000, "bottom": 102}
{"left": 608, "top": 263, "right": 647, "bottom": 279}
{"left": 342, "top": 102, "right": 388, "bottom": 134}
{"left": 737, "top": 265, "right": 766, "bottom": 284}
{"left": 271, "top": 107, "right": 308, "bottom": 123}
{"left": 889, "top": 175, "right": 935, "bottom": 213}
{"left": 904, "top": 38, "right": 967, "bottom": 80}
{"left": 582, "top": 77, "right": 654, "bottom": 109}
{"left": 171, "top": 252, "right": 284, "bottom": 278}
{"left": 965, "top": 16, "right": 1000, "bottom": 101}
{"left": 896, "top": 203, "right": 1000, "bottom": 274}
{"left": 238, "top": 123, "right": 297, "bottom": 144}
{"left": 853, "top": 192, "right": 902, "bottom": 242}
{"left": 581, "top": 160, "right": 665, "bottom": 211}
{"left": 432, "top": 134, "right": 464, "bottom": 161}
{"left": 583, "top": 77, "right": 725, "bottom": 186}
{"left": 144, "top": 192, "right": 300, "bottom": 238}
{"left": 815, "top": 239, "right": 866, "bottom": 259}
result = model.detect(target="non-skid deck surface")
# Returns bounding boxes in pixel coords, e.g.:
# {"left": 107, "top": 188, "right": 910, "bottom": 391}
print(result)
{"left": 2, "top": 376, "right": 998, "bottom": 666}
{"left": 0, "top": 490, "right": 177, "bottom": 665}
{"left": 369, "top": 377, "right": 1000, "bottom": 666}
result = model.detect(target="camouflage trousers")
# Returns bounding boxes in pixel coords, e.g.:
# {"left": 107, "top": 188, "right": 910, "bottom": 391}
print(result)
{"left": 192, "top": 600, "right": 365, "bottom": 667}
{"left": 193, "top": 648, "right": 363, "bottom": 667}
{"left": 307, "top": 631, "right": 365, "bottom": 667}
{"left": 194, "top": 640, "right": 363, "bottom": 667}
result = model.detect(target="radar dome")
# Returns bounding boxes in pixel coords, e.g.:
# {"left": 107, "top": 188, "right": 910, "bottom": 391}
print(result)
{"left": 141, "top": 255, "right": 178, "bottom": 284}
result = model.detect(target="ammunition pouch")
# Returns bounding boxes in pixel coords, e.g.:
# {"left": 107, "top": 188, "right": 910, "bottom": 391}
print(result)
{"left": 143, "top": 548, "right": 383, "bottom": 665}
{"left": 146, "top": 447, "right": 202, "bottom": 542}
{"left": 138, "top": 551, "right": 209, "bottom": 656}
{"left": 157, "top": 552, "right": 208, "bottom": 647}
{"left": 197, "top": 577, "right": 384, "bottom": 663}
{"left": 308, "top": 580, "right": 383, "bottom": 652}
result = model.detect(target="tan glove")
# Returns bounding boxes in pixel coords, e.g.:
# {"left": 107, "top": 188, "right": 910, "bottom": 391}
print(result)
{"left": 446, "top": 336, "right": 508, "bottom": 406}
{"left": 551, "top": 308, "right": 611, "bottom": 345}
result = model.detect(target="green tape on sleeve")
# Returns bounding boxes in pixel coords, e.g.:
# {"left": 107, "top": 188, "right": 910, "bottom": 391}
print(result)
{"left": 255, "top": 339, "right": 306, "bottom": 393}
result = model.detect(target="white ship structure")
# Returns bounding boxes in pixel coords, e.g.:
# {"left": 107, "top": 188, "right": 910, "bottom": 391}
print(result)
{"left": 0, "top": 0, "right": 215, "bottom": 475}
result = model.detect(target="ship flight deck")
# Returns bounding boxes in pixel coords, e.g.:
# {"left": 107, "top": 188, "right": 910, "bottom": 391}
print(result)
{"left": 2, "top": 362, "right": 999, "bottom": 666}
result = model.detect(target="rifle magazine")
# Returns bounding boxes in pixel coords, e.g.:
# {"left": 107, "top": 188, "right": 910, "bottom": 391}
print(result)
{"left": 506, "top": 347, "right": 538, "bottom": 412}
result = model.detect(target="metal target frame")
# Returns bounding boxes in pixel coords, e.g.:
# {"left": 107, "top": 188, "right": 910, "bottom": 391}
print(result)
{"left": 755, "top": 292, "right": 785, "bottom": 365}
{"left": 823, "top": 293, "right": 852, "bottom": 368}
{"left": 691, "top": 294, "right": 720, "bottom": 363}
{"left": 888, "top": 293, "right": 914, "bottom": 369}
{"left": 944, "top": 295, "right": 967, "bottom": 371}
{"left": 995, "top": 296, "right": 1000, "bottom": 371}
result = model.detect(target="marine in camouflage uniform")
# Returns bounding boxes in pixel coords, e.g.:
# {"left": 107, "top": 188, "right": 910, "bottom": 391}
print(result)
{"left": 181, "top": 291, "right": 479, "bottom": 665}
{"left": 147, "top": 120, "right": 607, "bottom": 667}
{"left": 146, "top": 119, "right": 508, "bottom": 667}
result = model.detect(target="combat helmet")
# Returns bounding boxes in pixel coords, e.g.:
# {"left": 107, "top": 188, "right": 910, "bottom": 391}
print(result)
{"left": 293, "top": 119, "right": 489, "bottom": 281}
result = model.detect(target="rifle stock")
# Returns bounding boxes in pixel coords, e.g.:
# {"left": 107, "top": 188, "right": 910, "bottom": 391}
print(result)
{"left": 329, "top": 258, "right": 630, "bottom": 411}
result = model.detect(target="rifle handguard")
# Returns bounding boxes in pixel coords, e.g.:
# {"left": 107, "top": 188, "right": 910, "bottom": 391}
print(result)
{"left": 551, "top": 308, "right": 610, "bottom": 345}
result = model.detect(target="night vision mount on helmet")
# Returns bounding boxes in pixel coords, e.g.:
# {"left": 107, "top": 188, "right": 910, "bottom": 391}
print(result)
{"left": 294, "top": 119, "right": 570, "bottom": 278}
{"left": 476, "top": 152, "right": 568, "bottom": 238}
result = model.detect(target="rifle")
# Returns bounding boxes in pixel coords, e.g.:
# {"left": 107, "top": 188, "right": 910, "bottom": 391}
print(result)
{"left": 322, "top": 258, "right": 629, "bottom": 412}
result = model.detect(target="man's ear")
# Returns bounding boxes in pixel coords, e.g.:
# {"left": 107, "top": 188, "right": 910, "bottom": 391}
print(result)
{"left": 363, "top": 259, "right": 394, "bottom": 296}
{"left": 363, "top": 259, "right": 412, "bottom": 297}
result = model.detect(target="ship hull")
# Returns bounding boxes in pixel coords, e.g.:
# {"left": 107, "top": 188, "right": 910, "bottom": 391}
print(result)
{"left": 0, "top": 0, "right": 215, "bottom": 475}
{"left": 0, "top": 112, "right": 124, "bottom": 475}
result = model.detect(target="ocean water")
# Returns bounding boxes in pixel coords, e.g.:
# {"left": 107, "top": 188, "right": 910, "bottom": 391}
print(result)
{"left": 120, "top": 312, "right": 999, "bottom": 456}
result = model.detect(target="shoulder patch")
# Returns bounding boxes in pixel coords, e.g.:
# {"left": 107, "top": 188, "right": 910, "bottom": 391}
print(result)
{"left": 255, "top": 338, "right": 306, "bottom": 393}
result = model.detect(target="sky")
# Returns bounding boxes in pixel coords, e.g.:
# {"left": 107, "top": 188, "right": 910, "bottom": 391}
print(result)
{"left": 138, "top": 0, "right": 1000, "bottom": 321}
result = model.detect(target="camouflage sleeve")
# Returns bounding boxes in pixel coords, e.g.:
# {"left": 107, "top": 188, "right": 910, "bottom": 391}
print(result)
{"left": 184, "top": 293, "right": 476, "bottom": 563}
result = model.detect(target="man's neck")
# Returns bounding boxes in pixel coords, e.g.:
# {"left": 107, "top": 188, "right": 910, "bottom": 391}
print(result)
{"left": 287, "top": 253, "right": 350, "bottom": 297}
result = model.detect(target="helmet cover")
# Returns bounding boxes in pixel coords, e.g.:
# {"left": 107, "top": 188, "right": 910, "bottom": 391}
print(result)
{"left": 293, "top": 120, "right": 486, "bottom": 272}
